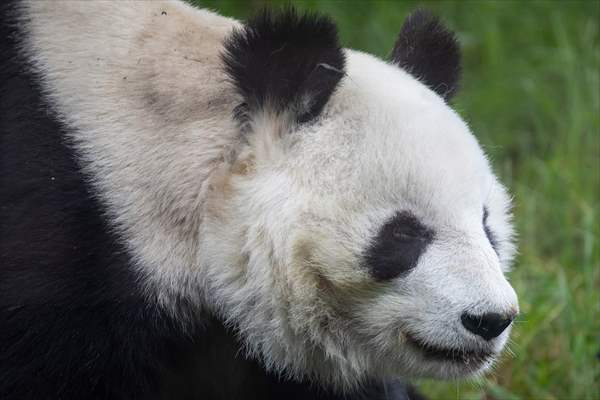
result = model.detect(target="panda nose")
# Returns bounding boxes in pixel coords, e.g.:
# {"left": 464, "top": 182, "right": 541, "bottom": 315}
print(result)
{"left": 460, "top": 312, "right": 515, "bottom": 341}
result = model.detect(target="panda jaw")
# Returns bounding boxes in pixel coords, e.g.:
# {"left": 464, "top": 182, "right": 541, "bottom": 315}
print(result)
{"left": 404, "top": 331, "right": 495, "bottom": 368}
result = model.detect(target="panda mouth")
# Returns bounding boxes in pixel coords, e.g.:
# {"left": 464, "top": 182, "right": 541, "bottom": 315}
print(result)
{"left": 405, "top": 333, "right": 493, "bottom": 365}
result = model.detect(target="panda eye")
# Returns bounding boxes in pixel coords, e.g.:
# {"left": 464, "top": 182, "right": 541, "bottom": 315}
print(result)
{"left": 364, "top": 211, "right": 435, "bottom": 281}
{"left": 392, "top": 226, "right": 423, "bottom": 241}
{"left": 483, "top": 207, "right": 499, "bottom": 254}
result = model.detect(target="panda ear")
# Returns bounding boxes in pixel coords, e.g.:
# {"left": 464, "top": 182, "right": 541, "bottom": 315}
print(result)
{"left": 391, "top": 9, "right": 461, "bottom": 101}
{"left": 222, "top": 8, "right": 346, "bottom": 125}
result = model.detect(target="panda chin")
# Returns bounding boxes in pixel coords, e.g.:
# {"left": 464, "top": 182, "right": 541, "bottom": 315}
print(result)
{"left": 404, "top": 332, "right": 495, "bottom": 373}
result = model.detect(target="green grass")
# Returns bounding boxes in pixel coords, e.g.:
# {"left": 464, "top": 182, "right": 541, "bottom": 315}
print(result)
{"left": 194, "top": 1, "right": 600, "bottom": 398}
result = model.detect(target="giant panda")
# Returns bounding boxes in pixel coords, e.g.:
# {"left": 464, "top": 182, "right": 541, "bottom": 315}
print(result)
{"left": 0, "top": 1, "right": 519, "bottom": 399}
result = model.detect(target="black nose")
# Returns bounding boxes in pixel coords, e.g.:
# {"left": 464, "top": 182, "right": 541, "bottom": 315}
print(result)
{"left": 461, "top": 312, "right": 514, "bottom": 341}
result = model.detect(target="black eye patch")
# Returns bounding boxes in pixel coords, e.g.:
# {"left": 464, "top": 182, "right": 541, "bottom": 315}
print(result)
{"left": 364, "top": 211, "right": 434, "bottom": 281}
{"left": 483, "top": 207, "right": 498, "bottom": 254}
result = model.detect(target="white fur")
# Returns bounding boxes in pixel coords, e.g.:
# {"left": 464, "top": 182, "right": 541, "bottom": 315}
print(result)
{"left": 20, "top": 0, "right": 519, "bottom": 390}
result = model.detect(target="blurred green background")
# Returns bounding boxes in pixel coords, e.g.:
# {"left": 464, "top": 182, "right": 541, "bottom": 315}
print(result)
{"left": 193, "top": 1, "right": 599, "bottom": 399}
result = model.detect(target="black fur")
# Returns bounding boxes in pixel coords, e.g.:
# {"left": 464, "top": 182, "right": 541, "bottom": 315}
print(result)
{"left": 483, "top": 207, "right": 498, "bottom": 254}
{"left": 222, "top": 7, "right": 345, "bottom": 124}
{"left": 0, "top": 2, "right": 420, "bottom": 399}
{"left": 391, "top": 9, "right": 461, "bottom": 101}
{"left": 364, "top": 212, "right": 434, "bottom": 281}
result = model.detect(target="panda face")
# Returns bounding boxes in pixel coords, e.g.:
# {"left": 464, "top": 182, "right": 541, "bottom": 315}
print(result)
{"left": 297, "top": 54, "right": 519, "bottom": 380}
{"left": 207, "top": 8, "right": 519, "bottom": 387}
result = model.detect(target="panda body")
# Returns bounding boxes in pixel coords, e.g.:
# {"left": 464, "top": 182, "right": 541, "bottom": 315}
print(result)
{"left": 0, "top": 1, "right": 518, "bottom": 399}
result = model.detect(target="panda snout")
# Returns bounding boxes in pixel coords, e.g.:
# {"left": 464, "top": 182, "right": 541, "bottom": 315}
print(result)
{"left": 460, "top": 310, "right": 517, "bottom": 341}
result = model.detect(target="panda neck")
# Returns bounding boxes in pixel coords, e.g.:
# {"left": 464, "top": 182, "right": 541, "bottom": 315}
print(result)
{"left": 20, "top": 0, "right": 242, "bottom": 306}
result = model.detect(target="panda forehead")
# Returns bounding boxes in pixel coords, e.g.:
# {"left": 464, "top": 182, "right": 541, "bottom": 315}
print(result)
{"left": 296, "top": 50, "right": 481, "bottom": 156}
{"left": 285, "top": 51, "right": 491, "bottom": 210}
{"left": 342, "top": 50, "right": 445, "bottom": 108}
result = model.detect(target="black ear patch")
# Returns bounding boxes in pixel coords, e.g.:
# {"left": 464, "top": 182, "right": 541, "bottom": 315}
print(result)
{"left": 391, "top": 9, "right": 461, "bottom": 101}
{"left": 364, "top": 212, "right": 434, "bottom": 281}
{"left": 222, "top": 8, "right": 345, "bottom": 124}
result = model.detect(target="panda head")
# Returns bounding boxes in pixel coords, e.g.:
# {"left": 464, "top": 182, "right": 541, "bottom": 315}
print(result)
{"left": 203, "top": 7, "right": 518, "bottom": 388}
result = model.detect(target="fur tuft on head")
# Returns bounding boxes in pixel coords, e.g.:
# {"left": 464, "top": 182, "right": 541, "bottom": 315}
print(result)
{"left": 222, "top": 7, "right": 346, "bottom": 124}
{"left": 391, "top": 9, "right": 461, "bottom": 101}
